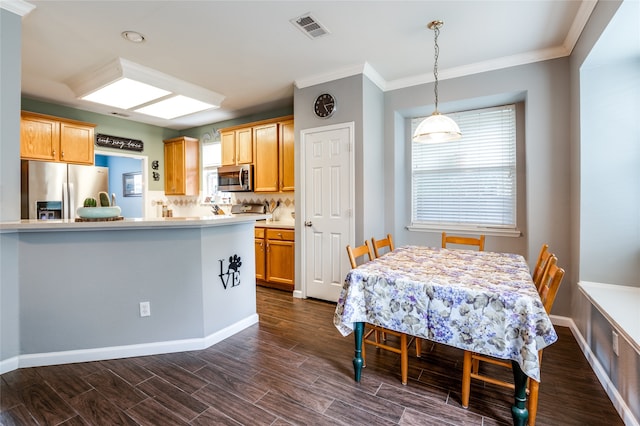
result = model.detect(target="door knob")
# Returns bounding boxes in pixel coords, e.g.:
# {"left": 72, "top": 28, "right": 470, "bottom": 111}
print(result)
{"left": 304, "top": 221, "right": 313, "bottom": 227}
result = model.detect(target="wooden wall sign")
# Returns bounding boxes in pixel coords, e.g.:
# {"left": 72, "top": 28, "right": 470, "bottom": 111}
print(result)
{"left": 96, "top": 134, "right": 144, "bottom": 152}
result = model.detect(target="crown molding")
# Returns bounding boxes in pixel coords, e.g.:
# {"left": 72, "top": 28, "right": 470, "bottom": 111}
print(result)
{"left": 0, "top": 0, "right": 35, "bottom": 17}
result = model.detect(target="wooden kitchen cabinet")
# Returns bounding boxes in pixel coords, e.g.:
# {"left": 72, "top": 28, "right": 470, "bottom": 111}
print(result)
{"left": 254, "top": 228, "right": 266, "bottom": 281}
{"left": 164, "top": 136, "right": 200, "bottom": 196}
{"left": 279, "top": 119, "right": 295, "bottom": 192}
{"left": 255, "top": 227, "right": 294, "bottom": 291}
{"left": 253, "top": 123, "right": 279, "bottom": 192}
{"left": 20, "top": 111, "right": 96, "bottom": 165}
{"left": 221, "top": 127, "right": 252, "bottom": 166}
{"left": 219, "top": 115, "right": 294, "bottom": 192}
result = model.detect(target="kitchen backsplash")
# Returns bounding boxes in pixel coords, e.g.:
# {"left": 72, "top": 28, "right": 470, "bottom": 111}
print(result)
{"left": 146, "top": 191, "right": 295, "bottom": 221}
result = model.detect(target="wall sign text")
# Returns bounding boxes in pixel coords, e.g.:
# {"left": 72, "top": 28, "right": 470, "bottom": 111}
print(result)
{"left": 96, "top": 134, "right": 144, "bottom": 152}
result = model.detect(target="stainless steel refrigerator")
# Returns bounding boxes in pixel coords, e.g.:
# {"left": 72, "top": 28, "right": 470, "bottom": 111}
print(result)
{"left": 21, "top": 160, "right": 109, "bottom": 219}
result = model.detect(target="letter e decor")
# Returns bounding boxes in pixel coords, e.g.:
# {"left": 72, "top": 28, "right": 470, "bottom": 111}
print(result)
{"left": 219, "top": 254, "right": 242, "bottom": 289}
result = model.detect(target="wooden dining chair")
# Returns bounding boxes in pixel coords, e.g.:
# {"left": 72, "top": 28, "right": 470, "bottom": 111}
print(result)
{"left": 442, "top": 232, "right": 485, "bottom": 251}
{"left": 371, "top": 233, "right": 395, "bottom": 258}
{"left": 460, "top": 255, "right": 565, "bottom": 426}
{"left": 532, "top": 243, "right": 553, "bottom": 292}
{"left": 346, "top": 241, "right": 414, "bottom": 385}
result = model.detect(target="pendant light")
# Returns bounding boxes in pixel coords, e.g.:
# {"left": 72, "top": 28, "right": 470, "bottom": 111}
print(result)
{"left": 412, "top": 20, "right": 461, "bottom": 143}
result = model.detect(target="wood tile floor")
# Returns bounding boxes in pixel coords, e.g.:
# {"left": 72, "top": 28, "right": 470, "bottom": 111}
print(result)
{"left": 1, "top": 286, "right": 623, "bottom": 425}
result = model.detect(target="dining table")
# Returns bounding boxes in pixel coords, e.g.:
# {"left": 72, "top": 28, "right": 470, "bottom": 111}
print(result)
{"left": 333, "top": 245, "right": 558, "bottom": 426}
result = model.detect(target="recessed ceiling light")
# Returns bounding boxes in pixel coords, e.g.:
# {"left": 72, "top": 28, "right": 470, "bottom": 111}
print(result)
{"left": 122, "top": 31, "right": 145, "bottom": 43}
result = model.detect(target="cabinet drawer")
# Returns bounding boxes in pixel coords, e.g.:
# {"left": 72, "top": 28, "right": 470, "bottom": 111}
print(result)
{"left": 255, "top": 228, "right": 265, "bottom": 238}
{"left": 266, "top": 228, "right": 294, "bottom": 241}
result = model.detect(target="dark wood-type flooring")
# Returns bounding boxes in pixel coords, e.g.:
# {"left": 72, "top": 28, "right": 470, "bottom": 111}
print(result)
{"left": 1, "top": 286, "right": 623, "bottom": 425}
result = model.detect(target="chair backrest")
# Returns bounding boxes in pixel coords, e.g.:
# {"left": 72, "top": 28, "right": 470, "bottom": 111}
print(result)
{"left": 371, "top": 234, "right": 394, "bottom": 258}
{"left": 532, "top": 244, "right": 553, "bottom": 290}
{"left": 441, "top": 232, "right": 485, "bottom": 251}
{"left": 537, "top": 255, "right": 565, "bottom": 314}
{"left": 346, "top": 241, "right": 374, "bottom": 269}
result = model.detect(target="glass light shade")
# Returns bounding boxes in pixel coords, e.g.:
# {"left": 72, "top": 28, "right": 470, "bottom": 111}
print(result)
{"left": 81, "top": 78, "right": 170, "bottom": 110}
{"left": 413, "top": 112, "right": 462, "bottom": 143}
{"left": 135, "top": 95, "right": 217, "bottom": 119}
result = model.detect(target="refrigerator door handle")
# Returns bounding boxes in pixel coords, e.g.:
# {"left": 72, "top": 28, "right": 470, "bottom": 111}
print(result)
{"left": 62, "top": 182, "right": 68, "bottom": 219}
{"left": 68, "top": 182, "right": 75, "bottom": 220}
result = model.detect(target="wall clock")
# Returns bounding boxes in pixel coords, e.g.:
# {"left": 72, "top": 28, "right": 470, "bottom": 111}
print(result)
{"left": 314, "top": 93, "right": 336, "bottom": 118}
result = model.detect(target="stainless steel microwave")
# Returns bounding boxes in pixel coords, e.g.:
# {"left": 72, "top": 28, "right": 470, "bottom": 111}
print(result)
{"left": 217, "top": 164, "right": 253, "bottom": 192}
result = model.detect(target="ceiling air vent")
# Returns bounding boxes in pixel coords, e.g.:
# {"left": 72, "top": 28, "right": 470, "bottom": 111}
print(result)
{"left": 291, "top": 13, "right": 329, "bottom": 39}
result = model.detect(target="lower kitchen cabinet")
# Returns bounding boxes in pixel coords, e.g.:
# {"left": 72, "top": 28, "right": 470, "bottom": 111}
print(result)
{"left": 255, "top": 228, "right": 266, "bottom": 281}
{"left": 255, "top": 227, "right": 294, "bottom": 291}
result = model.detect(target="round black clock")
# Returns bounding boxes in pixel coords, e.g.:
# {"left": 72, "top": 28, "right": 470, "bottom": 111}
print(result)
{"left": 314, "top": 93, "right": 336, "bottom": 118}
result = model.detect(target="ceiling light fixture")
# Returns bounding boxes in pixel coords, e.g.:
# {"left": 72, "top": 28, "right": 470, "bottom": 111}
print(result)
{"left": 121, "top": 31, "right": 145, "bottom": 43}
{"left": 66, "top": 58, "right": 225, "bottom": 120}
{"left": 412, "top": 20, "right": 461, "bottom": 143}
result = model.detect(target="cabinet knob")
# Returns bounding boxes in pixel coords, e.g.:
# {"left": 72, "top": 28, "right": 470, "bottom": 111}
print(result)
{"left": 61, "top": 151, "right": 64, "bottom": 157}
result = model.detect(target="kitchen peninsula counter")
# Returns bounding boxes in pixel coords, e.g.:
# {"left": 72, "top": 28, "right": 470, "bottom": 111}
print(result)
{"left": 1, "top": 214, "right": 266, "bottom": 371}
{"left": 0, "top": 213, "right": 268, "bottom": 232}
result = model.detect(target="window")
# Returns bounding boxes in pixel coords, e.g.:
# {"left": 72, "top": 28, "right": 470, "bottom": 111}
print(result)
{"left": 411, "top": 104, "right": 517, "bottom": 231}
{"left": 202, "top": 140, "right": 221, "bottom": 201}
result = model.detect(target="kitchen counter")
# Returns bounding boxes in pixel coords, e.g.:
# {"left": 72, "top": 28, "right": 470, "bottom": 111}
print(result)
{"left": 2, "top": 213, "right": 264, "bottom": 371}
{"left": 0, "top": 213, "right": 268, "bottom": 232}
{"left": 255, "top": 219, "right": 295, "bottom": 230}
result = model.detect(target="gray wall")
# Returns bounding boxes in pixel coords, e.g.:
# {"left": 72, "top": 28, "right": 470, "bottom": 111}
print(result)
{"left": 569, "top": 0, "right": 639, "bottom": 422}
{"left": 0, "top": 7, "right": 22, "bottom": 368}
{"left": 580, "top": 58, "right": 639, "bottom": 286}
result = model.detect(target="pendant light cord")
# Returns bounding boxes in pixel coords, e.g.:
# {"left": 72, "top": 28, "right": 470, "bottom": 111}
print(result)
{"left": 432, "top": 23, "right": 440, "bottom": 113}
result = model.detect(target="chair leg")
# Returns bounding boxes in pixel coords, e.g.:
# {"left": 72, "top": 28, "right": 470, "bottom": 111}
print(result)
{"left": 400, "top": 333, "right": 408, "bottom": 385}
{"left": 361, "top": 338, "right": 367, "bottom": 368}
{"left": 528, "top": 379, "right": 539, "bottom": 426}
{"left": 415, "top": 337, "right": 422, "bottom": 357}
{"left": 461, "top": 351, "right": 472, "bottom": 408}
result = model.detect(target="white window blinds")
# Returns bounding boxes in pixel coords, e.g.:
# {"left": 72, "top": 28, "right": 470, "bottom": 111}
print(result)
{"left": 411, "top": 104, "right": 516, "bottom": 229}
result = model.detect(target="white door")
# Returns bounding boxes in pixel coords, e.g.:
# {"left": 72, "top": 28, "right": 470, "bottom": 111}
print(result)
{"left": 301, "top": 123, "right": 354, "bottom": 302}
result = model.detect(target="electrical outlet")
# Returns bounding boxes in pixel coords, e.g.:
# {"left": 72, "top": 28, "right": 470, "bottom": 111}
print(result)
{"left": 612, "top": 330, "right": 619, "bottom": 356}
{"left": 139, "top": 301, "right": 151, "bottom": 317}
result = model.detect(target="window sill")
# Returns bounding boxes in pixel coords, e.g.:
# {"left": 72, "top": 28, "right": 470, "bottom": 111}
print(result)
{"left": 406, "top": 224, "right": 522, "bottom": 238}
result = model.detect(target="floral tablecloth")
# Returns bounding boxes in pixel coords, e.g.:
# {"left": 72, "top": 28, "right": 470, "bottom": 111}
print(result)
{"left": 334, "top": 245, "right": 557, "bottom": 381}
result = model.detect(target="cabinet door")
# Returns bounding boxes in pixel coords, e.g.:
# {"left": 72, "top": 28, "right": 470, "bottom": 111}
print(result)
{"left": 279, "top": 119, "right": 295, "bottom": 191}
{"left": 164, "top": 137, "right": 199, "bottom": 196}
{"left": 221, "top": 131, "right": 236, "bottom": 165}
{"left": 183, "top": 138, "right": 200, "bottom": 196}
{"left": 20, "top": 114, "right": 59, "bottom": 161}
{"left": 236, "top": 128, "right": 253, "bottom": 164}
{"left": 59, "top": 121, "right": 94, "bottom": 165}
{"left": 266, "top": 239, "right": 294, "bottom": 287}
{"left": 164, "top": 141, "right": 180, "bottom": 194}
{"left": 255, "top": 237, "right": 265, "bottom": 281}
{"left": 254, "top": 123, "right": 279, "bottom": 192}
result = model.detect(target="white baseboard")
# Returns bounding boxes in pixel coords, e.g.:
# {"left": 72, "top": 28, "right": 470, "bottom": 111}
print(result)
{"left": 0, "top": 356, "right": 19, "bottom": 375}
{"left": 1, "top": 314, "right": 258, "bottom": 372}
{"left": 553, "top": 315, "right": 639, "bottom": 426}
{"left": 293, "top": 289, "right": 304, "bottom": 299}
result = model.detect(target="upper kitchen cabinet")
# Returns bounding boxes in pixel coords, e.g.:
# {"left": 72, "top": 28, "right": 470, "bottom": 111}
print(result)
{"left": 219, "top": 115, "right": 294, "bottom": 193}
{"left": 253, "top": 123, "right": 279, "bottom": 192}
{"left": 164, "top": 136, "right": 199, "bottom": 196}
{"left": 20, "top": 111, "right": 96, "bottom": 165}
{"left": 221, "top": 127, "right": 252, "bottom": 166}
{"left": 279, "top": 119, "right": 295, "bottom": 192}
